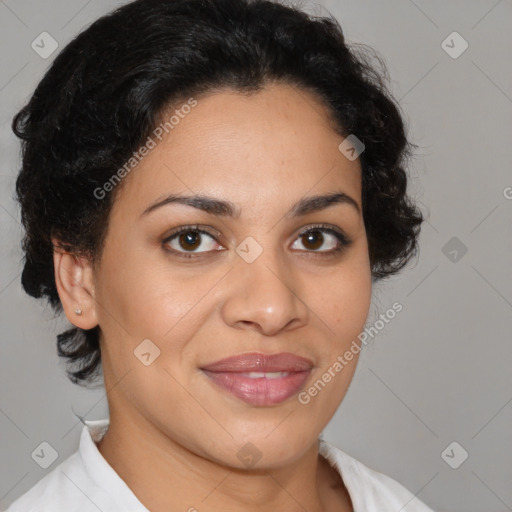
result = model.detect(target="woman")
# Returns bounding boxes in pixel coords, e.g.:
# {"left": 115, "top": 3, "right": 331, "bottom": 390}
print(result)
{"left": 7, "top": 0, "right": 434, "bottom": 510}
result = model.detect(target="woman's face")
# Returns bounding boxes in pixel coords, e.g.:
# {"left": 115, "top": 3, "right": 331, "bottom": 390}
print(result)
{"left": 92, "top": 82, "right": 372, "bottom": 468}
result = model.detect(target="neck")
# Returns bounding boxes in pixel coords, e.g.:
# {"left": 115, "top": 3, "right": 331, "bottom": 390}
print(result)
{"left": 96, "top": 407, "right": 352, "bottom": 512}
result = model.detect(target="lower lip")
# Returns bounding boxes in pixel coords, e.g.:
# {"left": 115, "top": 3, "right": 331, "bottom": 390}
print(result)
{"left": 201, "top": 370, "right": 312, "bottom": 406}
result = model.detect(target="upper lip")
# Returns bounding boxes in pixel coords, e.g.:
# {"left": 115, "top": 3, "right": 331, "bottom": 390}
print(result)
{"left": 200, "top": 352, "right": 314, "bottom": 373}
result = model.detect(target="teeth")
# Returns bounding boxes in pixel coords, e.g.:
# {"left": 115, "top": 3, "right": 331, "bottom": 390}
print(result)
{"left": 245, "top": 372, "right": 290, "bottom": 379}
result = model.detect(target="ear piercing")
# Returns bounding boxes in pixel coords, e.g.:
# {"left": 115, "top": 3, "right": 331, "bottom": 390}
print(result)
{"left": 74, "top": 306, "right": 83, "bottom": 315}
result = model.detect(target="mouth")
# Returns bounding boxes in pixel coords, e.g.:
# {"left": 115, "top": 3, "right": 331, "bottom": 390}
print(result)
{"left": 200, "top": 352, "right": 314, "bottom": 406}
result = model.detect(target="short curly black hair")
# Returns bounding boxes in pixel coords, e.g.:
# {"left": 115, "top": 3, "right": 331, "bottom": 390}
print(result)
{"left": 12, "top": 0, "right": 424, "bottom": 387}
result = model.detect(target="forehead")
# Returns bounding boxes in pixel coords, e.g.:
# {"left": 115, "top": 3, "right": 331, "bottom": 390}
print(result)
{"left": 111, "top": 82, "right": 362, "bottom": 219}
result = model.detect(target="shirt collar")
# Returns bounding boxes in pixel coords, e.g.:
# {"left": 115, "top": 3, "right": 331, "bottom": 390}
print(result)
{"left": 319, "top": 437, "right": 364, "bottom": 511}
{"left": 79, "top": 418, "right": 149, "bottom": 511}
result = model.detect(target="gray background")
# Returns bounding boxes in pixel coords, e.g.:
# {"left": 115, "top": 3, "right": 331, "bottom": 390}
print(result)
{"left": 1, "top": 0, "right": 511, "bottom": 511}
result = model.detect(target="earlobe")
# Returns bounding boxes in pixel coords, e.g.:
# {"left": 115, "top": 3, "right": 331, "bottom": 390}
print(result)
{"left": 52, "top": 238, "right": 98, "bottom": 330}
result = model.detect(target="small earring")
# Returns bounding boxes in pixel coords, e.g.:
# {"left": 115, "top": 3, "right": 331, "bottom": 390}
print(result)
{"left": 74, "top": 306, "right": 83, "bottom": 315}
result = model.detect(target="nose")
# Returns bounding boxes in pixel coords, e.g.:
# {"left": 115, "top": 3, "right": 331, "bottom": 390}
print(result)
{"left": 220, "top": 247, "right": 309, "bottom": 337}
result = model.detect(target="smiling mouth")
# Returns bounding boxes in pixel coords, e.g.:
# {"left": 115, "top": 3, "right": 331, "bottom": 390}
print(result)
{"left": 238, "top": 371, "right": 291, "bottom": 378}
{"left": 201, "top": 369, "right": 312, "bottom": 406}
{"left": 200, "top": 352, "right": 314, "bottom": 406}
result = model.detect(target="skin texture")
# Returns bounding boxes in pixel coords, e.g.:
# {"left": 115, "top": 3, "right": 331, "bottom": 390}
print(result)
{"left": 53, "top": 82, "right": 373, "bottom": 511}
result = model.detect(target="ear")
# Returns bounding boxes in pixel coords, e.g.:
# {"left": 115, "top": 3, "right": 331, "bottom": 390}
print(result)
{"left": 52, "top": 238, "right": 99, "bottom": 330}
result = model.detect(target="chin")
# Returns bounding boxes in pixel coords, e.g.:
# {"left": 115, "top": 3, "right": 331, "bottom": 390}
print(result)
{"left": 204, "top": 423, "right": 320, "bottom": 470}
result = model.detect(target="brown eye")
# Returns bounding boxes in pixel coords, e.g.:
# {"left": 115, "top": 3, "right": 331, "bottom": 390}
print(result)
{"left": 163, "top": 227, "right": 220, "bottom": 257}
{"left": 300, "top": 230, "right": 324, "bottom": 250}
{"left": 291, "top": 225, "right": 350, "bottom": 253}
{"left": 178, "top": 231, "right": 201, "bottom": 251}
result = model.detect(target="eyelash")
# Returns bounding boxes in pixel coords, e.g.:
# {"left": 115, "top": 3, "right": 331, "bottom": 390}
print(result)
{"left": 161, "top": 223, "right": 353, "bottom": 259}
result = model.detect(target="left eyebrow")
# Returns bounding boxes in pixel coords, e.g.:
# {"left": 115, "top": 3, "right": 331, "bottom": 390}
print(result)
{"left": 140, "top": 191, "right": 360, "bottom": 219}
{"left": 288, "top": 191, "right": 360, "bottom": 217}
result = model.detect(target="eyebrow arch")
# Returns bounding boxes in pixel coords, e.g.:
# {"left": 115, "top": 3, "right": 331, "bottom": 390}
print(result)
{"left": 140, "top": 191, "right": 360, "bottom": 219}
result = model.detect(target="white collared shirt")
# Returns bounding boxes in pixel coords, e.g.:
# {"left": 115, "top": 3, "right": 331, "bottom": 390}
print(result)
{"left": 5, "top": 418, "right": 435, "bottom": 511}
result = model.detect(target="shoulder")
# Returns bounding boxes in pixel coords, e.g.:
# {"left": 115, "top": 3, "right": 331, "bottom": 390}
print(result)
{"left": 319, "top": 439, "right": 436, "bottom": 511}
{"left": 5, "top": 419, "right": 145, "bottom": 512}
{"left": 5, "top": 451, "right": 81, "bottom": 512}
{"left": 4, "top": 450, "right": 111, "bottom": 512}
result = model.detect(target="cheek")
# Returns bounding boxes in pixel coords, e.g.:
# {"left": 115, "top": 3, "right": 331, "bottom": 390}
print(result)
{"left": 300, "top": 270, "right": 370, "bottom": 417}
{"left": 315, "top": 255, "right": 372, "bottom": 340}
{"left": 330, "top": 277, "right": 372, "bottom": 341}
{"left": 95, "top": 243, "right": 188, "bottom": 338}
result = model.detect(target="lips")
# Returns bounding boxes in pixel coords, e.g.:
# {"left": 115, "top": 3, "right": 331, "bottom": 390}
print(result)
{"left": 200, "top": 352, "right": 313, "bottom": 406}
{"left": 201, "top": 352, "right": 314, "bottom": 372}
